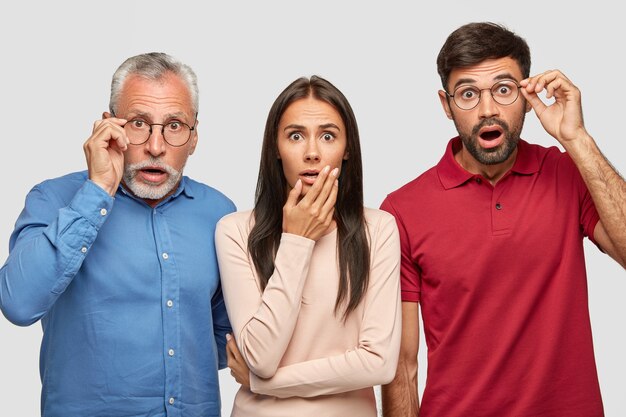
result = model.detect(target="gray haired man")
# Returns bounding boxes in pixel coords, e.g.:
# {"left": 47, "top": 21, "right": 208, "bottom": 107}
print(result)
{"left": 1, "top": 53, "right": 236, "bottom": 416}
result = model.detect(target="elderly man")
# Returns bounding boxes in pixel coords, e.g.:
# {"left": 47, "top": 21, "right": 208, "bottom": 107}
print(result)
{"left": 381, "top": 22, "right": 625, "bottom": 417}
{"left": 0, "top": 52, "right": 235, "bottom": 417}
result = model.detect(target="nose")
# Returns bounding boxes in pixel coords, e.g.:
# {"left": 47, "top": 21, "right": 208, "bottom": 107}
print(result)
{"left": 304, "top": 140, "right": 320, "bottom": 162}
{"left": 145, "top": 125, "right": 166, "bottom": 156}
{"left": 477, "top": 90, "right": 500, "bottom": 119}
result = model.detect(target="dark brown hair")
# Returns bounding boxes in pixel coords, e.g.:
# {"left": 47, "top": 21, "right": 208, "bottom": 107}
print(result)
{"left": 248, "top": 75, "right": 370, "bottom": 318}
{"left": 437, "top": 22, "right": 531, "bottom": 91}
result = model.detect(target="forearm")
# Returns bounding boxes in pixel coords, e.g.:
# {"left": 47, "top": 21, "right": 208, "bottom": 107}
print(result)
{"left": 565, "top": 133, "right": 626, "bottom": 263}
{"left": 250, "top": 342, "right": 399, "bottom": 398}
{"left": 382, "top": 360, "right": 419, "bottom": 417}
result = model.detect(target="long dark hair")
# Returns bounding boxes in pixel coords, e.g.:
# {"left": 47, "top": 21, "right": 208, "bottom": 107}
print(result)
{"left": 248, "top": 75, "right": 370, "bottom": 319}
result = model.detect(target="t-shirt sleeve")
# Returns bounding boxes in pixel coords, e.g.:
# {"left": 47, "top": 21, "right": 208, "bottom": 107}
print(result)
{"left": 380, "top": 196, "right": 421, "bottom": 303}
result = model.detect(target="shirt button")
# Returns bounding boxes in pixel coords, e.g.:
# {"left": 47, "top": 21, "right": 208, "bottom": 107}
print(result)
{"left": 100, "top": 208, "right": 108, "bottom": 216}
{"left": 168, "top": 348, "right": 175, "bottom": 357}
{"left": 81, "top": 247, "right": 87, "bottom": 253}
{"left": 162, "top": 252, "right": 169, "bottom": 260}
{"left": 475, "top": 177, "right": 482, "bottom": 184}
{"left": 168, "top": 397, "right": 175, "bottom": 405}
{"left": 166, "top": 300, "right": 174, "bottom": 308}
{"left": 495, "top": 203, "right": 502, "bottom": 210}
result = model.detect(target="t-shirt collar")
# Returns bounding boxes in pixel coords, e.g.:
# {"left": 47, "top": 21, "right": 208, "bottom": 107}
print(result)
{"left": 437, "top": 137, "right": 539, "bottom": 189}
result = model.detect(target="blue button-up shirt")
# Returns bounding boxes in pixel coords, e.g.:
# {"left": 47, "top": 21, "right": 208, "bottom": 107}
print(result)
{"left": 0, "top": 171, "right": 236, "bottom": 417}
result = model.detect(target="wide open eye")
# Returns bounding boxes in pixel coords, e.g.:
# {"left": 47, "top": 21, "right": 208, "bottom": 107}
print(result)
{"left": 129, "top": 119, "right": 148, "bottom": 129}
{"left": 456, "top": 86, "right": 479, "bottom": 102}
{"left": 493, "top": 83, "right": 514, "bottom": 97}
{"left": 167, "top": 121, "right": 182, "bottom": 132}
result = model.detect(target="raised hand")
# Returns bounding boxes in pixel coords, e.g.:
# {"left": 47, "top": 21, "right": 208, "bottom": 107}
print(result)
{"left": 282, "top": 165, "right": 339, "bottom": 241}
{"left": 83, "top": 117, "right": 129, "bottom": 196}
{"left": 520, "top": 70, "right": 587, "bottom": 145}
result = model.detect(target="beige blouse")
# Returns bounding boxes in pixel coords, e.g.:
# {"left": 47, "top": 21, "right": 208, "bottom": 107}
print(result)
{"left": 215, "top": 208, "right": 401, "bottom": 417}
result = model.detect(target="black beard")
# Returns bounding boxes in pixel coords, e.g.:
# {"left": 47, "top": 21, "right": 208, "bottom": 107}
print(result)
{"left": 455, "top": 115, "right": 525, "bottom": 166}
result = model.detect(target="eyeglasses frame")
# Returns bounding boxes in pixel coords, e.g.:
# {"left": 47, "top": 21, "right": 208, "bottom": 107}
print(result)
{"left": 110, "top": 111, "right": 198, "bottom": 147}
{"left": 444, "top": 80, "right": 523, "bottom": 111}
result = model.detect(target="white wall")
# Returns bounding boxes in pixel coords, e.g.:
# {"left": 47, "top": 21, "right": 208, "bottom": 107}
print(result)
{"left": 0, "top": 1, "right": 623, "bottom": 416}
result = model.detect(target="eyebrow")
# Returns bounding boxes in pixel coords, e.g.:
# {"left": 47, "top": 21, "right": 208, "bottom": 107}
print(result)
{"left": 319, "top": 123, "right": 341, "bottom": 131}
{"left": 282, "top": 123, "right": 341, "bottom": 132}
{"left": 452, "top": 73, "right": 519, "bottom": 90}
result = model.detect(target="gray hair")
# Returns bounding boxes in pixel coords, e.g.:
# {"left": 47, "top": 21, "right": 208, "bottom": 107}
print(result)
{"left": 109, "top": 52, "right": 199, "bottom": 115}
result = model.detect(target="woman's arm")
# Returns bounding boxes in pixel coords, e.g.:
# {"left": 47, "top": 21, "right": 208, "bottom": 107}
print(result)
{"left": 216, "top": 168, "right": 340, "bottom": 379}
{"left": 249, "top": 213, "right": 402, "bottom": 398}
{"left": 216, "top": 215, "right": 315, "bottom": 379}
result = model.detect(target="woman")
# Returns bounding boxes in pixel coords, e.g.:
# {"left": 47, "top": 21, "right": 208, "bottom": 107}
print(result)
{"left": 215, "top": 75, "right": 401, "bottom": 417}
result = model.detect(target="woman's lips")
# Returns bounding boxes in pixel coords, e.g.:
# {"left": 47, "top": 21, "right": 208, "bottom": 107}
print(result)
{"left": 299, "top": 171, "right": 319, "bottom": 185}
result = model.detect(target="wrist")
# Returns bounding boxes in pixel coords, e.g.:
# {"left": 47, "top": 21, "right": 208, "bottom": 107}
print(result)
{"left": 90, "top": 178, "right": 118, "bottom": 197}
{"left": 560, "top": 130, "right": 595, "bottom": 157}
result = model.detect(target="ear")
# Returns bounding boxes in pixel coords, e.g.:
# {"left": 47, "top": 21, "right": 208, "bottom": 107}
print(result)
{"left": 188, "top": 119, "right": 199, "bottom": 155}
{"left": 525, "top": 99, "right": 532, "bottom": 113}
{"left": 438, "top": 90, "right": 454, "bottom": 120}
{"left": 343, "top": 151, "right": 349, "bottom": 160}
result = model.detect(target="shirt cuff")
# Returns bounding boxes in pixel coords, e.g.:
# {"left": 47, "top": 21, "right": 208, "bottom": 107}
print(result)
{"left": 68, "top": 180, "right": 115, "bottom": 230}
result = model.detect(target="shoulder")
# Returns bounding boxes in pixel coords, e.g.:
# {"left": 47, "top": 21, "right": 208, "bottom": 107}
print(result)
{"left": 364, "top": 207, "right": 400, "bottom": 241}
{"left": 35, "top": 170, "right": 87, "bottom": 191}
{"left": 380, "top": 165, "right": 438, "bottom": 215}
{"left": 364, "top": 207, "right": 396, "bottom": 227}
{"left": 391, "top": 166, "right": 439, "bottom": 196}
{"left": 216, "top": 209, "right": 254, "bottom": 238}
{"left": 183, "top": 176, "right": 237, "bottom": 213}
{"left": 29, "top": 171, "right": 88, "bottom": 204}
{"left": 520, "top": 141, "right": 581, "bottom": 178}
{"left": 519, "top": 140, "right": 566, "bottom": 167}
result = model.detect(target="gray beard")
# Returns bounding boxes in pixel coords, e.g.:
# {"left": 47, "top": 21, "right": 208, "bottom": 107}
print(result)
{"left": 123, "top": 157, "right": 184, "bottom": 201}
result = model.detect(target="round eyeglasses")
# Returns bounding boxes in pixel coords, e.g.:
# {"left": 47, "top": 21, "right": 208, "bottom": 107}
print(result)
{"left": 445, "top": 80, "right": 522, "bottom": 110}
{"left": 111, "top": 113, "right": 197, "bottom": 147}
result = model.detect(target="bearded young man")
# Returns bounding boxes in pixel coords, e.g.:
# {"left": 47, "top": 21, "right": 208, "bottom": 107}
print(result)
{"left": 381, "top": 22, "right": 625, "bottom": 417}
{"left": 0, "top": 52, "right": 235, "bottom": 417}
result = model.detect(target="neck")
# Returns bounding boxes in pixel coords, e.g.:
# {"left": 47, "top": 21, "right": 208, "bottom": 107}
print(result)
{"left": 454, "top": 146, "right": 518, "bottom": 185}
{"left": 120, "top": 179, "right": 182, "bottom": 208}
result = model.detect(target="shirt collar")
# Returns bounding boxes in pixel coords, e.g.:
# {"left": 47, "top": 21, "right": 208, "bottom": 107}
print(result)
{"left": 437, "top": 137, "right": 539, "bottom": 190}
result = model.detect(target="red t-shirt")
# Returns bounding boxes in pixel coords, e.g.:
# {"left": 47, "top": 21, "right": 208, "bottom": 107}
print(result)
{"left": 381, "top": 137, "right": 603, "bottom": 417}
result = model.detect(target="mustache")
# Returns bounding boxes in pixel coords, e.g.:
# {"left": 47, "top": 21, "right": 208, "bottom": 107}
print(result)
{"left": 126, "top": 158, "right": 179, "bottom": 176}
{"left": 471, "top": 118, "right": 510, "bottom": 136}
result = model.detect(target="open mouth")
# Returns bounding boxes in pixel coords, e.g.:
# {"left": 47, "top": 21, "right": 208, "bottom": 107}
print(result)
{"left": 480, "top": 130, "right": 501, "bottom": 141}
{"left": 299, "top": 170, "right": 319, "bottom": 185}
{"left": 477, "top": 126, "right": 504, "bottom": 149}
{"left": 139, "top": 167, "right": 168, "bottom": 184}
